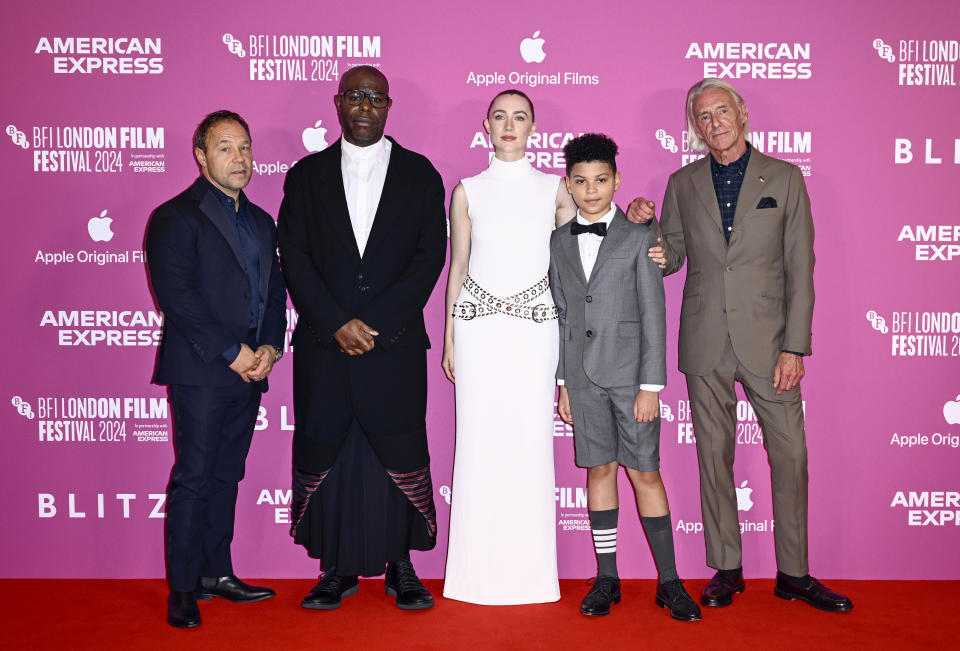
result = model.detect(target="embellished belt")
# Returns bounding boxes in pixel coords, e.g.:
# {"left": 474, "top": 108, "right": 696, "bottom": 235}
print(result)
{"left": 453, "top": 274, "right": 558, "bottom": 323}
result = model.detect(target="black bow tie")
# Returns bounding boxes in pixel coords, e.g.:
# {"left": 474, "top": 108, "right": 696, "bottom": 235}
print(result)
{"left": 570, "top": 221, "right": 607, "bottom": 237}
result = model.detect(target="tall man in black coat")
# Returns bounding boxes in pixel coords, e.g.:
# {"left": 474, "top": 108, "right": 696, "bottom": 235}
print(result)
{"left": 278, "top": 66, "right": 447, "bottom": 610}
{"left": 146, "top": 110, "right": 287, "bottom": 628}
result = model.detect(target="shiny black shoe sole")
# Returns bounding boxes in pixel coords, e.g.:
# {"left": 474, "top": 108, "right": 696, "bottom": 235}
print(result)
{"left": 579, "top": 593, "right": 621, "bottom": 616}
{"left": 167, "top": 616, "right": 201, "bottom": 628}
{"left": 655, "top": 595, "right": 703, "bottom": 621}
{"left": 773, "top": 587, "right": 854, "bottom": 612}
{"left": 385, "top": 585, "right": 434, "bottom": 610}
{"left": 701, "top": 583, "right": 745, "bottom": 607}
{"left": 301, "top": 583, "right": 359, "bottom": 610}
{"left": 194, "top": 591, "right": 275, "bottom": 603}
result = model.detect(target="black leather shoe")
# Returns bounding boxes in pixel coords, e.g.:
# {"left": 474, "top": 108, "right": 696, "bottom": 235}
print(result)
{"left": 656, "top": 579, "right": 702, "bottom": 621}
{"left": 701, "top": 569, "right": 745, "bottom": 607}
{"left": 195, "top": 575, "right": 276, "bottom": 603}
{"left": 167, "top": 591, "right": 200, "bottom": 628}
{"left": 301, "top": 572, "right": 359, "bottom": 610}
{"left": 580, "top": 576, "right": 622, "bottom": 616}
{"left": 385, "top": 559, "right": 434, "bottom": 610}
{"left": 774, "top": 573, "right": 853, "bottom": 612}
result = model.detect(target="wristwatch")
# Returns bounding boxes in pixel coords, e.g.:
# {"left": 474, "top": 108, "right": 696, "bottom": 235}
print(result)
{"left": 270, "top": 345, "right": 283, "bottom": 362}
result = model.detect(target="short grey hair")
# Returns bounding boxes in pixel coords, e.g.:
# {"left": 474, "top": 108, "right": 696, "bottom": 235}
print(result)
{"left": 685, "top": 78, "right": 750, "bottom": 153}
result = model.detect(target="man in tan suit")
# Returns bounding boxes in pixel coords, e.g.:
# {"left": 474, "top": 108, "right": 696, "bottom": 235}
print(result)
{"left": 630, "top": 78, "right": 852, "bottom": 613}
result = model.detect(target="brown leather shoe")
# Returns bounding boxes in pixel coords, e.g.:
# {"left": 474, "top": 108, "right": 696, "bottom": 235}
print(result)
{"left": 701, "top": 569, "right": 745, "bottom": 607}
{"left": 774, "top": 573, "right": 853, "bottom": 612}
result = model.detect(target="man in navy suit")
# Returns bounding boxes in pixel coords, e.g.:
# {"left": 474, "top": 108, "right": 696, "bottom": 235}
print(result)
{"left": 278, "top": 66, "right": 446, "bottom": 611}
{"left": 146, "top": 110, "right": 287, "bottom": 628}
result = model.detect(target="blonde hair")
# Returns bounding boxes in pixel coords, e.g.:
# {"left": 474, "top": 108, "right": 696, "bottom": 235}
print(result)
{"left": 685, "top": 78, "right": 750, "bottom": 153}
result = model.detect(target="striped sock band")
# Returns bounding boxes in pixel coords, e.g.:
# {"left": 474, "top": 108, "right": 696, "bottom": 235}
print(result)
{"left": 589, "top": 509, "right": 619, "bottom": 578}
{"left": 593, "top": 528, "right": 617, "bottom": 553}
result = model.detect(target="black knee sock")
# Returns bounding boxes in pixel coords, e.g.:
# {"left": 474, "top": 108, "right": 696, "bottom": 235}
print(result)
{"left": 641, "top": 513, "right": 679, "bottom": 584}
{"left": 589, "top": 509, "right": 619, "bottom": 578}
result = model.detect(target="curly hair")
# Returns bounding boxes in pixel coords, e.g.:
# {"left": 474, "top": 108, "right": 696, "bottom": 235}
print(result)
{"left": 564, "top": 133, "right": 618, "bottom": 174}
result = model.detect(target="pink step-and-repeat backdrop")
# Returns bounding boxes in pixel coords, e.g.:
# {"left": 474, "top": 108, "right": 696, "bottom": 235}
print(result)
{"left": 2, "top": 0, "right": 958, "bottom": 581}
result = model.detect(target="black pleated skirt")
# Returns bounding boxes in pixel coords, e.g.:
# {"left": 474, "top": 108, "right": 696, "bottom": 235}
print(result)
{"left": 293, "top": 420, "right": 436, "bottom": 577}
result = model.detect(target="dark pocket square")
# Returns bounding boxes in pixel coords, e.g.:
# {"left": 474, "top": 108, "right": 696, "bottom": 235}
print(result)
{"left": 756, "top": 197, "right": 777, "bottom": 209}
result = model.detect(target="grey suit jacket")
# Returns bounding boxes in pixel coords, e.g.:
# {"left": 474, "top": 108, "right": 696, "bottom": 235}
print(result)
{"left": 549, "top": 208, "right": 667, "bottom": 389}
{"left": 656, "top": 148, "right": 815, "bottom": 378}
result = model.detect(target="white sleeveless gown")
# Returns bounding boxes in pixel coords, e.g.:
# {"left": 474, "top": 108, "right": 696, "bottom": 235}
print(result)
{"left": 443, "top": 156, "right": 561, "bottom": 604}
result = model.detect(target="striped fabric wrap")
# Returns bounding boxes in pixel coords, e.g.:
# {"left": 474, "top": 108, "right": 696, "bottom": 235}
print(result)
{"left": 387, "top": 465, "right": 438, "bottom": 539}
{"left": 289, "top": 468, "right": 330, "bottom": 537}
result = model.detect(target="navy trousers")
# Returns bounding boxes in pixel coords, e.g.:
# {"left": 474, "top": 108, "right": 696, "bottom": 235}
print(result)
{"left": 165, "top": 380, "right": 261, "bottom": 592}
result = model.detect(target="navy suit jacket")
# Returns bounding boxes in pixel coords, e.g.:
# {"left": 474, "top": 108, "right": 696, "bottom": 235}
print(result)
{"left": 146, "top": 177, "right": 287, "bottom": 388}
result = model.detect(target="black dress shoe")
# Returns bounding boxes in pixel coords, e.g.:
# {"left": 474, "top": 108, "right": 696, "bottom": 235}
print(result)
{"left": 701, "top": 569, "right": 745, "bottom": 607}
{"left": 656, "top": 579, "right": 703, "bottom": 621}
{"left": 301, "top": 572, "right": 359, "bottom": 610}
{"left": 774, "top": 573, "right": 853, "bottom": 612}
{"left": 195, "top": 575, "right": 276, "bottom": 603}
{"left": 580, "top": 576, "right": 621, "bottom": 616}
{"left": 167, "top": 591, "right": 200, "bottom": 628}
{"left": 385, "top": 559, "right": 434, "bottom": 610}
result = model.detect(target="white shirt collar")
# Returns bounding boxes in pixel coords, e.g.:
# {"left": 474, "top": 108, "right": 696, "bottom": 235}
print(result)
{"left": 341, "top": 136, "right": 391, "bottom": 165}
{"left": 575, "top": 204, "right": 617, "bottom": 226}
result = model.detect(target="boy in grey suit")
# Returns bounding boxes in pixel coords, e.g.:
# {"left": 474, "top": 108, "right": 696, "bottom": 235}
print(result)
{"left": 549, "top": 134, "right": 699, "bottom": 621}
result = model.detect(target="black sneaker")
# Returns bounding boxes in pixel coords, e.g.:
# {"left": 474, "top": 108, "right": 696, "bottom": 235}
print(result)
{"left": 580, "top": 576, "right": 621, "bottom": 616}
{"left": 656, "top": 579, "right": 703, "bottom": 621}
{"left": 385, "top": 559, "right": 434, "bottom": 610}
{"left": 301, "top": 571, "right": 359, "bottom": 610}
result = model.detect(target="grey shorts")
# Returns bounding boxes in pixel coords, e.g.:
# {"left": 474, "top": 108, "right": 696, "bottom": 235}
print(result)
{"left": 566, "top": 383, "right": 661, "bottom": 471}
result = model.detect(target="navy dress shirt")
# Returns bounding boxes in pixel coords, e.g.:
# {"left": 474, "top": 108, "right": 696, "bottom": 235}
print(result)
{"left": 202, "top": 178, "right": 261, "bottom": 363}
{"left": 710, "top": 142, "right": 751, "bottom": 244}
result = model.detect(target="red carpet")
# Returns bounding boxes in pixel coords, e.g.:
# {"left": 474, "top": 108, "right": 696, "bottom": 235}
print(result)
{"left": 5, "top": 579, "right": 954, "bottom": 650}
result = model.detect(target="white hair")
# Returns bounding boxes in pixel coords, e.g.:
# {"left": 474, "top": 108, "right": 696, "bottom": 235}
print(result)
{"left": 685, "top": 78, "right": 750, "bottom": 153}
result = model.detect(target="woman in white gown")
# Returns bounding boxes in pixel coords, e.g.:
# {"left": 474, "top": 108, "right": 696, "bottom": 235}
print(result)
{"left": 442, "top": 90, "right": 576, "bottom": 604}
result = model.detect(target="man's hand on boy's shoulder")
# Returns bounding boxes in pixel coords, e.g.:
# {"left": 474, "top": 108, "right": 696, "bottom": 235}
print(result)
{"left": 626, "top": 198, "right": 667, "bottom": 269}
{"left": 633, "top": 389, "right": 660, "bottom": 423}
{"left": 626, "top": 197, "right": 656, "bottom": 224}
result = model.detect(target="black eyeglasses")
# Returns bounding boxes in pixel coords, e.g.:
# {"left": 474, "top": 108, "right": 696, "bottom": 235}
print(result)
{"left": 340, "top": 89, "right": 391, "bottom": 108}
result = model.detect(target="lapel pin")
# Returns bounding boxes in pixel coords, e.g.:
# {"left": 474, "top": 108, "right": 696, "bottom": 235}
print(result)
{"left": 758, "top": 175, "right": 766, "bottom": 183}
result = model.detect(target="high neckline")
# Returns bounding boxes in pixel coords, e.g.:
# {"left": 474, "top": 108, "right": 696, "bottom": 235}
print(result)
{"left": 487, "top": 154, "right": 533, "bottom": 177}
{"left": 341, "top": 136, "right": 390, "bottom": 163}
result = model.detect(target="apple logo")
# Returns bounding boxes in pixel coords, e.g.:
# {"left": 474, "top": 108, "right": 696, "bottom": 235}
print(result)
{"left": 944, "top": 395, "right": 960, "bottom": 425}
{"left": 88, "top": 209, "right": 114, "bottom": 242}
{"left": 520, "top": 30, "right": 546, "bottom": 64}
{"left": 735, "top": 480, "right": 754, "bottom": 512}
{"left": 302, "top": 119, "right": 329, "bottom": 153}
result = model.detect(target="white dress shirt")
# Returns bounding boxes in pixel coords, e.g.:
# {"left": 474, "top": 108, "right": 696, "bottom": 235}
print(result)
{"left": 574, "top": 206, "right": 617, "bottom": 281}
{"left": 559, "top": 205, "right": 664, "bottom": 392}
{"left": 341, "top": 136, "right": 391, "bottom": 256}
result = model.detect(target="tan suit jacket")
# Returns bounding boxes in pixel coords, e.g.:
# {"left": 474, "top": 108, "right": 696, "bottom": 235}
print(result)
{"left": 657, "top": 148, "right": 814, "bottom": 378}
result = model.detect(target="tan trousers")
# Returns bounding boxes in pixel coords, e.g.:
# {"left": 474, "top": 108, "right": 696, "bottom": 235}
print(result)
{"left": 685, "top": 337, "right": 809, "bottom": 577}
